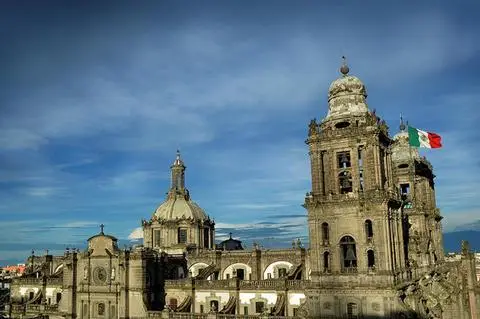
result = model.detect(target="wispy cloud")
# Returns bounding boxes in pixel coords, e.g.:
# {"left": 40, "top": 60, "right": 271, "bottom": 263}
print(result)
{"left": 0, "top": 2, "right": 479, "bottom": 264}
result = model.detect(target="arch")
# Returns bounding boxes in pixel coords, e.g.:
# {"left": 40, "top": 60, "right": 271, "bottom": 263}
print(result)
{"left": 321, "top": 222, "right": 329, "bottom": 244}
{"left": 222, "top": 263, "right": 252, "bottom": 280}
{"left": 53, "top": 263, "right": 64, "bottom": 275}
{"left": 323, "top": 251, "right": 330, "bottom": 272}
{"left": 189, "top": 262, "right": 209, "bottom": 277}
{"left": 339, "top": 171, "right": 352, "bottom": 193}
{"left": 98, "top": 302, "right": 105, "bottom": 316}
{"left": 210, "top": 300, "right": 219, "bottom": 312}
{"left": 367, "top": 250, "right": 375, "bottom": 268}
{"left": 263, "top": 261, "right": 293, "bottom": 279}
{"left": 364, "top": 219, "right": 373, "bottom": 239}
{"left": 339, "top": 235, "right": 357, "bottom": 272}
{"left": 346, "top": 302, "right": 359, "bottom": 318}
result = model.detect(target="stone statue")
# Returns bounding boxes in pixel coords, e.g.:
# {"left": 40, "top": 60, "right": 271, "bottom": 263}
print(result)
{"left": 209, "top": 302, "right": 217, "bottom": 313}
{"left": 461, "top": 240, "right": 470, "bottom": 255}
{"left": 296, "top": 238, "right": 302, "bottom": 248}
{"left": 308, "top": 119, "right": 317, "bottom": 136}
{"left": 403, "top": 285, "right": 418, "bottom": 312}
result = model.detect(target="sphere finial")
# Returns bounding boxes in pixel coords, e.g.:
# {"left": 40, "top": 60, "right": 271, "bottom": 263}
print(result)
{"left": 340, "top": 56, "right": 350, "bottom": 75}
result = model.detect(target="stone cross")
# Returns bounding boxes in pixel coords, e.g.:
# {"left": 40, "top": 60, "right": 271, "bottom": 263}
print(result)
{"left": 100, "top": 224, "right": 105, "bottom": 234}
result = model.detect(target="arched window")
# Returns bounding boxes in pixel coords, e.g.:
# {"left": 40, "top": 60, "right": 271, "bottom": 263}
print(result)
{"left": 367, "top": 250, "right": 375, "bottom": 268}
{"left": 340, "top": 236, "right": 357, "bottom": 272}
{"left": 321, "top": 222, "right": 329, "bottom": 244}
{"left": 210, "top": 300, "right": 219, "bottom": 313}
{"left": 177, "top": 228, "right": 187, "bottom": 244}
{"left": 347, "top": 302, "right": 358, "bottom": 319}
{"left": 98, "top": 303, "right": 105, "bottom": 316}
{"left": 323, "top": 251, "right": 330, "bottom": 272}
{"left": 154, "top": 229, "right": 161, "bottom": 247}
{"left": 255, "top": 301, "right": 265, "bottom": 314}
{"left": 339, "top": 171, "right": 353, "bottom": 193}
{"left": 365, "top": 220, "right": 373, "bottom": 240}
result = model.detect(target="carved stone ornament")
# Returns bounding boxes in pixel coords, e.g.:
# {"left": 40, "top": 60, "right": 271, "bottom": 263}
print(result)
{"left": 397, "top": 270, "right": 461, "bottom": 319}
{"left": 93, "top": 266, "right": 108, "bottom": 285}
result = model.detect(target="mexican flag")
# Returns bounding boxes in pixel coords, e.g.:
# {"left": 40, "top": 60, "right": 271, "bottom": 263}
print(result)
{"left": 408, "top": 126, "right": 442, "bottom": 149}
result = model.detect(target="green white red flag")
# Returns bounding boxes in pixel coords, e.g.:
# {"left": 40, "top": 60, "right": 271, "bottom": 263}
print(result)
{"left": 408, "top": 126, "right": 442, "bottom": 149}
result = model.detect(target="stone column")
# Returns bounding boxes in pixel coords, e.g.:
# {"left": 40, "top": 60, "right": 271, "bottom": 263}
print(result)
{"left": 309, "top": 148, "right": 319, "bottom": 195}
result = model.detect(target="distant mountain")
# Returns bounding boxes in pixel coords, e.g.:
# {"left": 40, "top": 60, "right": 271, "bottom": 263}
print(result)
{"left": 451, "top": 220, "right": 480, "bottom": 232}
{"left": 443, "top": 231, "right": 480, "bottom": 253}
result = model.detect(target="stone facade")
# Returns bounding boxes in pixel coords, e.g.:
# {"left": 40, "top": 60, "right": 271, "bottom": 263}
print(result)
{"left": 5, "top": 60, "right": 480, "bottom": 319}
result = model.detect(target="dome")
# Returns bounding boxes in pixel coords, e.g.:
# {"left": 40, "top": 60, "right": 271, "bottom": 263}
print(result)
{"left": 153, "top": 196, "right": 208, "bottom": 221}
{"left": 328, "top": 75, "right": 367, "bottom": 101}
{"left": 217, "top": 233, "right": 243, "bottom": 251}
{"left": 325, "top": 58, "right": 369, "bottom": 120}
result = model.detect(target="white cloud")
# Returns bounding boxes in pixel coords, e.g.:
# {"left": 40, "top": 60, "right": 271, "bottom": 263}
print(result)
{"left": 2, "top": 9, "right": 478, "bottom": 152}
{"left": 224, "top": 203, "right": 290, "bottom": 210}
{"left": 1, "top": 4, "right": 480, "bottom": 263}
{"left": 128, "top": 227, "right": 143, "bottom": 240}
{"left": 0, "top": 129, "right": 47, "bottom": 150}
{"left": 24, "top": 187, "right": 63, "bottom": 197}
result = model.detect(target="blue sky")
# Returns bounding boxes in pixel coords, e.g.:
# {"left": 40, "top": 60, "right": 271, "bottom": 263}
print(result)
{"left": 1, "top": 1, "right": 480, "bottom": 265}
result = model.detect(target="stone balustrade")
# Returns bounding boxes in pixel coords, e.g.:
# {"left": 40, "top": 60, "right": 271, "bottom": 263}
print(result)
{"left": 14, "top": 278, "right": 43, "bottom": 285}
{"left": 164, "top": 278, "right": 310, "bottom": 291}
{"left": 46, "top": 277, "right": 63, "bottom": 285}
{"left": 10, "top": 303, "right": 59, "bottom": 315}
{"left": 165, "top": 279, "right": 193, "bottom": 289}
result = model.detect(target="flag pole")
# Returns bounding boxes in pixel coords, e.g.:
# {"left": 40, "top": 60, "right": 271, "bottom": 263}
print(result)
{"left": 404, "top": 118, "right": 416, "bottom": 207}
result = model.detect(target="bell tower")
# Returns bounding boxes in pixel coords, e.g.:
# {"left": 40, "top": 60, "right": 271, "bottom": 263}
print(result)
{"left": 391, "top": 119, "right": 444, "bottom": 268}
{"left": 304, "top": 58, "right": 407, "bottom": 288}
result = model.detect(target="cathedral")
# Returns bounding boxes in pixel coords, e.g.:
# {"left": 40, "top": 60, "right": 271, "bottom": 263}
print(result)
{"left": 4, "top": 60, "right": 480, "bottom": 319}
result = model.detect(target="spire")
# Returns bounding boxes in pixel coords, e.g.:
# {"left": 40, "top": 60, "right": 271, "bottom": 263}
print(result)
{"left": 173, "top": 149, "right": 184, "bottom": 167}
{"left": 340, "top": 56, "right": 350, "bottom": 75}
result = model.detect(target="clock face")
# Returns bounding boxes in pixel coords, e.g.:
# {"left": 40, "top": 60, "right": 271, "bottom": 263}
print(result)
{"left": 93, "top": 267, "right": 107, "bottom": 284}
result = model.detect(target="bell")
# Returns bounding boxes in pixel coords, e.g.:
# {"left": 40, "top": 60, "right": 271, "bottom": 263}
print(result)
{"left": 340, "top": 153, "right": 349, "bottom": 166}
{"left": 345, "top": 245, "right": 356, "bottom": 261}
{"left": 342, "top": 178, "right": 351, "bottom": 189}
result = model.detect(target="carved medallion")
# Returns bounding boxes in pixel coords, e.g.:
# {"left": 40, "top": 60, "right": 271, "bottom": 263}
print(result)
{"left": 323, "top": 302, "right": 331, "bottom": 310}
{"left": 93, "top": 267, "right": 107, "bottom": 284}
